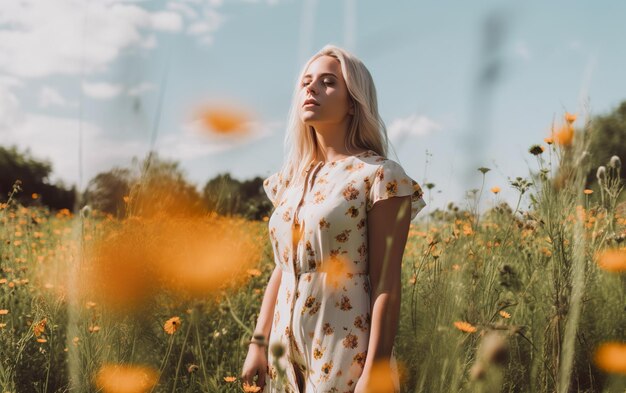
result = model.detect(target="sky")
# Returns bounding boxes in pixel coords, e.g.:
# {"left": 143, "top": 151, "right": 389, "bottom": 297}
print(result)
{"left": 1, "top": 0, "right": 625, "bottom": 215}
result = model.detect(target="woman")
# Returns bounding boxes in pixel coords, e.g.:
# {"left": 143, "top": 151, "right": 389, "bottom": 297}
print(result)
{"left": 241, "top": 44, "right": 426, "bottom": 393}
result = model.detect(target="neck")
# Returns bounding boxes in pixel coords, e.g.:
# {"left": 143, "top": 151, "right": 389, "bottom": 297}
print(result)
{"left": 310, "top": 117, "right": 353, "bottom": 162}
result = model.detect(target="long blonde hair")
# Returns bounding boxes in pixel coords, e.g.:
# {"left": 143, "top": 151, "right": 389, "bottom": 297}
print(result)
{"left": 278, "top": 44, "right": 391, "bottom": 190}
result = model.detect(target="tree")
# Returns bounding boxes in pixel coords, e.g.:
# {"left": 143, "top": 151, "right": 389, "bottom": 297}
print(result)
{"left": 586, "top": 101, "right": 626, "bottom": 184}
{"left": 0, "top": 144, "right": 75, "bottom": 210}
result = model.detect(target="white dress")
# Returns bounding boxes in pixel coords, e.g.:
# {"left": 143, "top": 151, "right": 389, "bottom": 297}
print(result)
{"left": 261, "top": 150, "right": 426, "bottom": 392}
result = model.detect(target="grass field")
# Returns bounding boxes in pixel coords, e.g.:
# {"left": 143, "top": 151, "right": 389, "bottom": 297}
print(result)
{"left": 0, "top": 118, "right": 625, "bottom": 392}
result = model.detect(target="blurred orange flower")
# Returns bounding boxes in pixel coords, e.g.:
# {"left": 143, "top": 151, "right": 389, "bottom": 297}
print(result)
{"left": 196, "top": 103, "right": 251, "bottom": 135}
{"left": 554, "top": 123, "right": 574, "bottom": 146}
{"left": 490, "top": 186, "right": 501, "bottom": 194}
{"left": 595, "top": 248, "right": 626, "bottom": 273}
{"left": 583, "top": 189, "right": 593, "bottom": 195}
{"left": 593, "top": 342, "right": 626, "bottom": 374}
{"left": 565, "top": 112, "right": 577, "bottom": 124}
{"left": 454, "top": 321, "right": 477, "bottom": 333}
{"left": 95, "top": 364, "right": 158, "bottom": 393}
{"left": 223, "top": 376, "right": 237, "bottom": 382}
{"left": 33, "top": 318, "right": 47, "bottom": 337}
{"left": 242, "top": 382, "right": 261, "bottom": 392}
{"left": 499, "top": 310, "right": 511, "bottom": 319}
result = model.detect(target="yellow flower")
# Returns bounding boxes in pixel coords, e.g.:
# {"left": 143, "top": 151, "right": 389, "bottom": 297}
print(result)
{"left": 242, "top": 382, "right": 261, "bottom": 392}
{"left": 595, "top": 249, "right": 626, "bottom": 273}
{"left": 453, "top": 321, "right": 477, "bottom": 333}
{"left": 223, "top": 376, "right": 237, "bottom": 382}
{"left": 164, "top": 316, "right": 182, "bottom": 335}
{"left": 490, "top": 186, "right": 501, "bottom": 194}
{"left": 593, "top": 342, "right": 626, "bottom": 374}
{"left": 499, "top": 310, "right": 511, "bottom": 319}
{"left": 565, "top": 112, "right": 577, "bottom": 124}
{"left": 95, "top": 363, "right": 158, "bottom": 393}
{"left": 583, "top": 189, "right": 593, "bottom": 195}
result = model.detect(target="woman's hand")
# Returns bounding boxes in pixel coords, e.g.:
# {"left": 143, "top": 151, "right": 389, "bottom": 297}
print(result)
{"left": 241, "top": 344, "right": 268, "bottom": 390}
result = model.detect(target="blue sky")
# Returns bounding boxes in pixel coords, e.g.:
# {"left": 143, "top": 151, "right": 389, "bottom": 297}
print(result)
{"left": 1, "top": 0, "right": 625, "bottom": 214}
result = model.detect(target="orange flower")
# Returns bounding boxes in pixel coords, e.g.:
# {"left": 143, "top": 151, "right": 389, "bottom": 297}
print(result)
{"left": 164, "top": 316, "right": 181, "bottom": 335}
{"left": 593, "top": 342, "right": 626, "bottom": 374}
{"left": 0, "top": 309, "right": 8, "bottom": 315}
{"left": 364, "top": 359, "right": 397, "bottom": 392}
{"left": 490, "top": 186, "right": 500, "bottom": 194}
{"left": 36, "top": 338, "right": 47, "bottom": 343}
{"left": 583, "top": 189, "right": 593, "bottom": 195}
{"left": 89, "top": 325, "right": 101, "bottom": 333}
{"left": 95, "top": 363, "right": 158, "bottom": 393}
{"left": 454, "top": 321, "right": 477, "bottom": 333}
{"left": 242, "top": 382, "right": 261, "bottom": 392}
{"left": 555, "top": 123, "right": 574, "bottom": 146}
{"left": 499, "top": 310, "right": 511, "bottom": 319}
{"left": 246, "top": 269, "right": 262, "bottom": 277}
{"left": 32, "top": 193, "right": 39, "bottom": 199}
{"left": 196, "top": 104, "right": 251, "bottom": 135}
{"left": 595, "top": 249, "right": 626, "bottom": 273}
{"left": 565, "top": 112, "right": 577, "bottom": 124}
{"left": 544, "top": 136, "right": 554, "bottom": 145}
{"left": 223, "top": 376, "right": 237, "bottom": 382}
{"left": 33, "top": 318, "right": 47, "bottom": 337}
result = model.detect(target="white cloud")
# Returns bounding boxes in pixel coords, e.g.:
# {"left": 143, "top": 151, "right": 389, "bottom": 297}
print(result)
{"left": 0, "top": 0, "right": 215, "bottom": 79}
{"left": 0, "top": 85, "right": 24, "bottom": 129}
{"left": 127, "top": 82, "right": 156, "bottom": 96}
{"left": 82, "top": 81, "right": 124, "bottom": 99}
{"left": 38, "top": 86, "right": 77, "bottom": 108}
{"left": 387, "top": 114, "right": 441, "bottom": 145}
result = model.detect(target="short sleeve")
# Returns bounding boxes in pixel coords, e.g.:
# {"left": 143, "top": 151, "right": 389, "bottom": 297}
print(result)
{"left": 262, "top": 172, "right": 281, "bottom": 207}
{"left": 366, "top": 160, "right": 427, "bottom": 220}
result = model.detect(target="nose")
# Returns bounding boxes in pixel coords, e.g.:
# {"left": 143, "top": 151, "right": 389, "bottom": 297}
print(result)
{"left": 306, "top": 83, "right": 317, "bottom": 95}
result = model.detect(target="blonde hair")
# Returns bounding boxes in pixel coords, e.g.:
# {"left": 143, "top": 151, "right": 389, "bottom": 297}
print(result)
{"left": 278, "top": 44, "right": 392, "bottom": 190}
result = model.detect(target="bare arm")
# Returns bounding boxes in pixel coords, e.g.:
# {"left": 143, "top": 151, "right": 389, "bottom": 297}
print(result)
{"left": 364, "top": 195, "right": 411, "bottom": 373}
{"left": 252, "top": 266, "right": 283, "bottom": 343}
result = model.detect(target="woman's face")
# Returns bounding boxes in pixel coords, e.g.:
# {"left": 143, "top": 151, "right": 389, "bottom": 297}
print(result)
{"left": 299, "top": 55, "right": 354, "bottom": 127}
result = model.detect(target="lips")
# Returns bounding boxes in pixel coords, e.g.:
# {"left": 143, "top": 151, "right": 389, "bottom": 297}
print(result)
{"left": 303, "top": 98, "right": 319, "bottom": 107}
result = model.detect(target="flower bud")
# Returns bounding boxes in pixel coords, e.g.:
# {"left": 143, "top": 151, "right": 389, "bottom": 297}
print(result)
{"left": 596, "top": 166, "right": 606, "bottom": 182}
{"left": 609, "top": 155, "right": 621, "bottom": 170}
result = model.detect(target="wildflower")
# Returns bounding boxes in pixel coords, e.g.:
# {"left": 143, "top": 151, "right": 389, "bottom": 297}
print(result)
{"left": 0, "top": 323, "right": 6, "bottom": 328}
{"left": 583, "top": 189, "right": 593, "bottom": 195}
{"left": 246, "top": 268, "right": 262, "bottom": 277}
{"left": 364, "top": 359, "right": 396, "bottom": 392}
{"left": 33, "top": 318, "right": 47, "bottom": 337}
{"left": 270, "top": 341, "right": 285, "bottom": 358}
{"left": 95, "top": 363, "right": 158, "bottom": 393}
{"left": 89, "top": 325, "right": 101, "bottom": 333}
{"left": 490, "top": 186, "right": 501, "bottom": 194}
{"left": 188, "top": 364, "right": 199, "bottom": 373}
{"left": 596, "top": 166, "right": 606, "bottom": 183}
{"left": 196, "top": 103, "right": 251, "bottom": 135}
{"left": 164, "top": 316, "right": 182, "bottom": 335}
{"left": 477, "top": 167, "right": 491, "bottom": 175}
{"left": 555, "top": 123, "right": 574, "bottom": 146}
{"left": 37, "top": 338, "right": 47, "bottom": 343}
{"left": 609, "top": 155, "right": 622, "bottom": 170}
{"left": 595, "top": 249, "right": 626, "bottom": 273}
{"left": 32, "top": 193, "right": 39, "bottom": 199}
{"left": 544, "top": 136, "right": 554, "bottom": 145}
{"left": 453, "top": 321, "right": 477, "bottom": 333}
{"left": 593, "top": 342, "right": 626, "bottom": 374}
{"left": 223, "top": 375, "right": 237, "bottom": 382}
{"left": 529, "top": 145, "right": 544, "bottom": 156}
{"left": 499, "top": 310, "right": 511, "bottom": 319}
{"left": 242, "top": 382, "right": 262, "bottom": 392}
{"left": 0, "top": 309, "right": 8, "bottom": 315}
{"left": 565, "top": 112, "right": 577, "bottom": 124}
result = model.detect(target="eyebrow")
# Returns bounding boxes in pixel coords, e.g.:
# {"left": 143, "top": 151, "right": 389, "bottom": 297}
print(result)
{"left": 302, "top": 72, "right": 338, "bottom": 79}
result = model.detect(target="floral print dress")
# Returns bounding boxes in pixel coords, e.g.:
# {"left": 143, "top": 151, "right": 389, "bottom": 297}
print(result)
{"left": 261, "top": 150, "right": 426, "bottom": 393}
